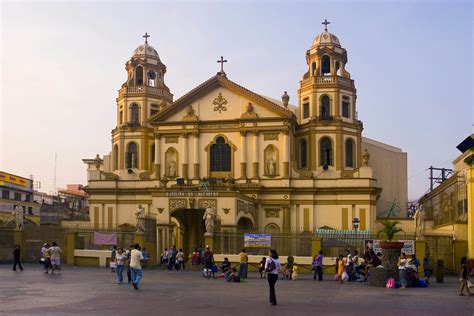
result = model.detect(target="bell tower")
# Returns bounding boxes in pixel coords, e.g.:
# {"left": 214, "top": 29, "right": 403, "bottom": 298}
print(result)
{"left": 296, "top": 20, "right": 363, "bottom": 172}
{"left": 111, "top": 33, "right": 173, "bottom": 173}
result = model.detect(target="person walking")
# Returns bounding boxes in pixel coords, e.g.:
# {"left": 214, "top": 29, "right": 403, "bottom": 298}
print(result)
{"left": 459, "top": 256, "right": 472, "bottom": 296}
{"left": 115, "top": 248, "right": 126, "bottom": 284}
{"left": 265, "top": 249, "right": 281, "bottom": 306}
{"left": 423, "top": 253, "right": 432, "bottom": 284}
{"left": 162, "top": 248, "right": 169, "bottom": 267}
{"left": 12, "top": 245, "right": 23, "bottom": 271}
{"left": 126, "top": 245, "right": 133, "bottom": 284}
{"left": 40, "top": 243, "right": 51, "bottom": 274}
{"left": 130, "top": 243, "right": 144, "bottom": 290}
{"left": 238, "top": 248, "right": 248, "bottom": 279}
{"left": 176, "top": 248, "right": 185, "bottom": 270}
{"left": 168, "top": 246, "right": 177, "bottom": 271}
{"left": 312, "top": 250, "right": 323, "bottom": 281}
{"left": 47, "top": 242, "right": 62, "bottom": 274}
{"left": 203, "top": 246, "right": 214, "bottom": 278}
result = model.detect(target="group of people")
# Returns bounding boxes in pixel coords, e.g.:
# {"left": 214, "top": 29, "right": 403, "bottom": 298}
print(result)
{"left": 161, "top": 246, "right": 186, "bottom": 271}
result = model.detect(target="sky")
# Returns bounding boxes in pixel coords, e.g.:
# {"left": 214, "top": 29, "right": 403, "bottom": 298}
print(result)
{"left": 0, "top": 0, "right": 472, "bottom": 200}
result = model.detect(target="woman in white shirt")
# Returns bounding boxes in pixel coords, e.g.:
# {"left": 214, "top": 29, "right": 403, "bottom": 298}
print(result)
{"left": 115, "top": 248, "right": 126, "bottom": 284}
{"left": 265, "top": 249, "right": 281, "bottom": 306}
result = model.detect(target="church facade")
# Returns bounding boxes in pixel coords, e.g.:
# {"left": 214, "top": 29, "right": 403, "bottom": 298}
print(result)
{"left": 83, "top": 25, "right": 407, "bottom": 253}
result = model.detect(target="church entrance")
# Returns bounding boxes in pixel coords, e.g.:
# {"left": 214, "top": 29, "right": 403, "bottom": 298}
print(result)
{"left": 170, "top": 208, "right": 205, "bottom": 256}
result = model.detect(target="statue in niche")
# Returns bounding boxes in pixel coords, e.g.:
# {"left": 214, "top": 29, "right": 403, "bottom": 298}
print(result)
{"left": 10, "top": 203, "right": 24, "bottom": 230}
{"left": 362, "top": 149, "right": 370, "bottom": 167}
{"left": 168, "top": 160, "right": 176, "bottom": 177}
{"left": 135, "top": 204, "right": 146, "bottom": 233}
{"left": 267, "top": 157, "right": 276, "bottom": 176}
{"left": 203, "top": 207, "right": 216, "bottom": 236}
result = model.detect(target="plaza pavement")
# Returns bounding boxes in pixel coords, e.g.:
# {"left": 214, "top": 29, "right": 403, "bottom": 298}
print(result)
{"left": 0, "top": 264, "right": 472, "bottom": 316}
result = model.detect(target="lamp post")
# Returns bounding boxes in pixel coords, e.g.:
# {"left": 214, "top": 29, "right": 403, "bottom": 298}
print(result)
{"left": 352, "top": 217, "right": 360, "bottom": 231}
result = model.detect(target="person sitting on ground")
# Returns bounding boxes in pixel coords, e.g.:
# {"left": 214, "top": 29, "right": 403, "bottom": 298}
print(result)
{"left": 259, "top": 257, "right": 266, "bottom": 279}
{"left": 226, "top": 268, "right": 240, "bottom": 282}
{"left": 220, "top": 257, "right": 231, "bottom": 274}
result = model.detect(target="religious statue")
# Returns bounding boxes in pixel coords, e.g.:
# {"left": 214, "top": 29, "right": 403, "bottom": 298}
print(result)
{"left": 94, "top": 154, "right": 102, "bottom": 170}
{"left": 281, "top": 91, "right": 290, "bottom": 107}
{"left": 186, "top": 105, "right": 195, "bottom": 116}
{"left": 135, "top": 204, "right": 146, "bottom": 233}
{"left": 10, "top": 203, "right": 24, "bottom": 230}
{"left": 362, "top": 149, "right": 370, "bottom": 167}
{"left": 267, "top": 157, "right": 276, "bottom": 176}
{"left": 203, "top": 207, "right": 216, "bottom": 236}
{"left": 245, "top": 103, "right": 254, "bottom": 114}
{"left": 414, "top": 208, "right": 425, "bottom": 240}
{"left": 168, "top": 160, "right": 176, "bottom": 177}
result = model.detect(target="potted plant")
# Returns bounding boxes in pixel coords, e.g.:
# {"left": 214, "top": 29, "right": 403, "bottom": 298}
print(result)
{"left": 377, "top": 220, "right": 404, "bottom": 249}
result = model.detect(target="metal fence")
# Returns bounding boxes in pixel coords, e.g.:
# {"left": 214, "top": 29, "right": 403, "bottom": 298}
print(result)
{"left": 214, "top": 231, "right": 313, "bottom": 256}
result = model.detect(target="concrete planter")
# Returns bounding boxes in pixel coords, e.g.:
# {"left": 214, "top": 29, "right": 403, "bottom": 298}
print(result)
{"left": 380, "top": 241, "right": 404, "bottom": 281}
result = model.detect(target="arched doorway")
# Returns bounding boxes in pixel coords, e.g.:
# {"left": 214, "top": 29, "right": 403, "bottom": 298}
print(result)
{"left": 170, "top": 208, "right": 206, "bottom": 256}
{"left": 237, "top": 217, "right": 254, "bottom": 233}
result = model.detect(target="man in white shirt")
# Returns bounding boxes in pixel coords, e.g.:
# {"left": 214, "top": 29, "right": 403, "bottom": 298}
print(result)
{"left": 130, "top": 243, "right": 144, "bottom": 290}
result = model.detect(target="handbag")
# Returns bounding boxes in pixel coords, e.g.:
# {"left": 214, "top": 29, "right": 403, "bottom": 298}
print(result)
{"left": 342, "top": 271, "right": 349, "bottom": 282}
{"left": 110, "top": 262, "right": 117, "bottom": 269}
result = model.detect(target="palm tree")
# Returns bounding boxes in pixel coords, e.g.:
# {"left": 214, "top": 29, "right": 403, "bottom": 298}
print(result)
{"left": 377, "top": 220, "right": 403, "bottom": 241}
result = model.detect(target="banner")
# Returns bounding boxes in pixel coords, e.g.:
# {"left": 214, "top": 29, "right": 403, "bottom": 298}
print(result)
{"left": 244, "top": 234, "right": 272, "bottom": 248}
{"left": 94, "top": 232, "right": 117, "bottom": 245}
{"left": 365, "top": 239, "right": 415, "bottom": 256}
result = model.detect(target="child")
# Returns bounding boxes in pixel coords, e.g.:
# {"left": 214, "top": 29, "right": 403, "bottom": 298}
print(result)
{"left": 259, "top": 257, "right": 266, "bottom": 278}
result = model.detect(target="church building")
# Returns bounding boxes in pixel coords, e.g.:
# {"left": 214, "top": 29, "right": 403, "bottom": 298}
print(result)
{"left": 83, "top": 23, "right": 407, "bottom": 254}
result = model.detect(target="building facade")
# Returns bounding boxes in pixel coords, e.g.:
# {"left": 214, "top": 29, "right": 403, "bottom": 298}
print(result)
{"left": 0, "top": 171, "right": 40, "bottom": 217}
{"left": 83, "top": 25, "right": 407, "bottom": 254}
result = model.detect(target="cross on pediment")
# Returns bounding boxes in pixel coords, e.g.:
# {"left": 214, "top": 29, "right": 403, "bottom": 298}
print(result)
{"left": 217, "top": 56, "right": 227, "bottom": 75}
{"left": 143, "top": 32, "right": 150, "bottom": 44}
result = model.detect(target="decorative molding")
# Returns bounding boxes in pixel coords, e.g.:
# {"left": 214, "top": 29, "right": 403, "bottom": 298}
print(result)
{"left": 241, "top": 102, "right": 258, "bottom": 119}
{"left": 222, "top": 208, "right": 230, "bottom": 214}
{"left": 212, "top": 92, "right": 228, "bottom": 113}
{"left": 138, "top": 171, "right": 151, "bottom": 180}
{"left": 237, "top": 200, "right": 245, "bottom": 213}
{"left": 102, "top": 172, "right": 119, "bottom": 180}
{"left": 156, "top": 207, "right": 164, "bottom": 214}
{"left": 265, "top": 208, "right": 280, "bottom": 218}
{"left": 199, "top": 199, "right": 217, "bottom": 210}
{"left": 165, "top": 136, "right": 179, "bottom": 144}
{"left": 200, "top": 123, "right": 239, "bottom": 130}
{"left": 182, "top": 105, "right": 198, "bottom": 121}
{"left": 169, "top": 199, "right": 187, "bottom": 212}
{"left": 263, "top": 133, "right": 279, "bottom": 141}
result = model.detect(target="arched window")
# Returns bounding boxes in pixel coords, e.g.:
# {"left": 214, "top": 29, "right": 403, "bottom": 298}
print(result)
{"left": 320, "top": 95, "right": 331, "bottom": 119}
{"left": 320, "top": 137, "right": 332, "bottom": 166}
{"left": 311, "top": 62, "right": 316, "bottom": 76}
{"left": 237, "top": 217, "right": 254, "bottom": 232}
{"left": 113, "top": 145, "right": 118, "bottom": 170}
{"left": 210, "top": 136, "right": 231, "bottom": 172}
{"left": 321, "top": 55, "right": 331, "bottom": 75}
{"left": 345, "top": 139, "right": 354, "bottom": 168}
{"left": 126, "top": 142, "right": 138, "bottom": 169}
{"left": 135, "top": 66, "right": 143, "bottom": 85}
{"left": 131, "top": 104, "right": 139, "bottom": 125}
{"left": 147, "top": 70, "right": 156, "bottom": 87}
{"left": 299, "top": 139, "right": 307, "bottom": 169}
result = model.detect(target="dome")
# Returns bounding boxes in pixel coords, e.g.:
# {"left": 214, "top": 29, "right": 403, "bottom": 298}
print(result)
{"left": 132, "top": 43, "right": 160, "bottom": 60}
{"left": 312, "top": 31, "right": 341, "bottom": 47}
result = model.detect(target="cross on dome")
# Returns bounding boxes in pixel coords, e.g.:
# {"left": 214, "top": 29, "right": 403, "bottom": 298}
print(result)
{"left": 143, "top": 32, "right": 150, "bottom": 44}
{"left": 322, "top": 19, "right": 330, "bottom": 31}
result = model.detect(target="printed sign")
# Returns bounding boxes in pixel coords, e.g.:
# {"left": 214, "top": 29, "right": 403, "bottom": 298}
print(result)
{"left": 365, "top": 239, "right": 415, "bottom": 256}
{"left": 244, "top": 234, "right": 271, "bottom": 248}
{"left": 94, "top": 232, "right": 117, "bottom": 245}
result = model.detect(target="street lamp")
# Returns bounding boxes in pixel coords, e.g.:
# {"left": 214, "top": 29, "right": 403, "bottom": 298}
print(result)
{"left": 352, "top": 217, "right": 360, "bottom": 231}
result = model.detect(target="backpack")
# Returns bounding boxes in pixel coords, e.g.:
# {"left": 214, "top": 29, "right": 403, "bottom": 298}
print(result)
{"left": 386, "top": 277, "right": 395, "bottom": 288}
{"left": 265, "top": 259, "right": 276, "bottom": 272}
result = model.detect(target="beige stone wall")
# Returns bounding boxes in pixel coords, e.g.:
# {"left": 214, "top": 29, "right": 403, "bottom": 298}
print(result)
{"left": 362, "top": 137, "right": 408, "bottom": 217}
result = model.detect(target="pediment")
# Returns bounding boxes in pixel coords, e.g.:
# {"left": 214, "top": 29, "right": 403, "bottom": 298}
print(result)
{"left": 149, "top": 75, "right": 295, "bottom": 124}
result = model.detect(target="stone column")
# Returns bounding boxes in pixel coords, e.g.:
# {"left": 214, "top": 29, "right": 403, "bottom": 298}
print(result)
{"left": 240, "top": 131, "right": 247, "bottom": 179}
{"left": 182, "top": 133, "right": 188, "bottom": 179}
{"left": 154, "top": 134, "right": 161, "bottom": 179}
{"left": 283, "top": 130, "right": 290, "bottom": 178}
{"left": 467, "top": 166, "right": 474, "bottom": 259}
{"left": 252, "top": 131, "right": 259, "bottom": 179}
{"left": 193, "top": 132, "right": 200, "bottom": 179}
